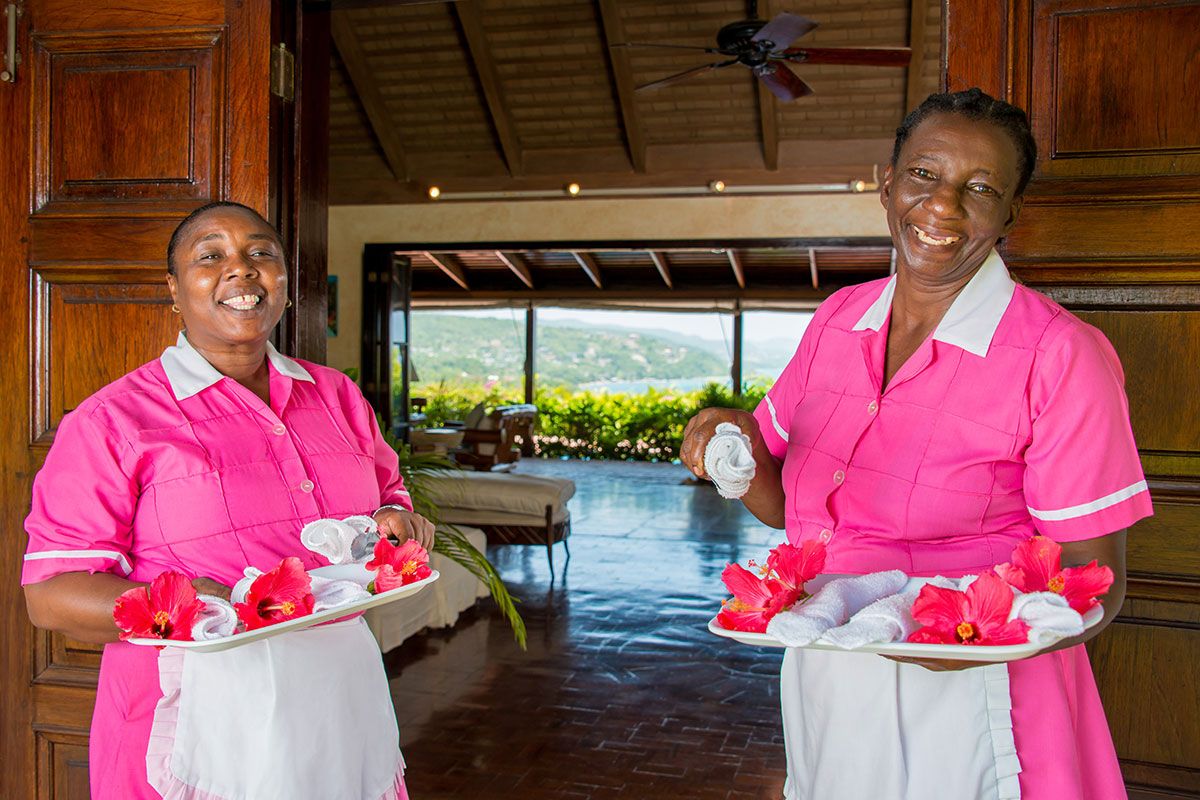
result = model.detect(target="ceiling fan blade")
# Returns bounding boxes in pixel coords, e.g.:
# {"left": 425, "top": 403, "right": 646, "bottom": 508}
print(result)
{"left": 755, "top": 63, "right": 814, "bottom": 102}
{"left": 780, "top": 46, "right": 913, "bottom": 68}
{"left": 637, "top": 60, "right": 738, "bottom": 92}
{"left": 612, "top": 42, "right": 722, "bottom": 54}
{"left": 752, "top": 12, "right": 818, "bottom": 51}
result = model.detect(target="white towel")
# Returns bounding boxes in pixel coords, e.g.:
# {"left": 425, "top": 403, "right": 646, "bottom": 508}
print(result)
{"left": 1009, "top": 590, "right": 1085, "bottom": 646}
{"left": 820, "top": 575, "right": 959, "bottom": 649}
{"left": 703, "top": 423, "right": 757, "bottom": 499}
{"left": 191, "top": 595, "right": 239, "bottom": 641}
{"left": 230, "top": 566, "right": 263, "bottom": 606}
{"left": 767, "top": 570, "right": 909, "bottom": 647}
{"left": 300, "top": 518, "right": 362, "bottom": 565}
{"left": 310, "top": 575, "right": 372, "bottom": 613}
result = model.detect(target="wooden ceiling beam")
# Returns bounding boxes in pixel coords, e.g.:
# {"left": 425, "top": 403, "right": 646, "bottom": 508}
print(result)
{"left": 648, "top": 251, "right": 673, "bottom": 288}
{"left": 496, "top": 251, "right": 535, "bottom": 289}
{"left": 726, "top": 249, "right": 747, "bottom": 289}
{"left": 453, "top": 1, "right": 523, "bottom": 176}
{"left": 572, "top": 252, "right": 604, "bottom": 288}
{"left": 423, "top": 251, "right": 470, "bottom": 290}
{"left": 330, "top": 12, "right": 409, "bottom": 181}
{"left": 904, "top": 0, "right": 929, "bottom": 114}
{"left": 596, "top": 0, "right": 648, "bottom": 173}
{"left": 756, "top": 0, "right": 780, "bottom": 171}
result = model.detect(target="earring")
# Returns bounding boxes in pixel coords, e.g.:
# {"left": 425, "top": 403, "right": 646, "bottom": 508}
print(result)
{"left": 285, "top": 298, "right": 293, "bottom": 308}
{"left": 171, "top": 304, "right": 181, "bottom": 314}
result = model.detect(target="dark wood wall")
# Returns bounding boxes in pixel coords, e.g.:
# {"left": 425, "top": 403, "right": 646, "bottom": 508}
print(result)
{"left": 947, "top": 1, "right": 1200, "bottom": 797}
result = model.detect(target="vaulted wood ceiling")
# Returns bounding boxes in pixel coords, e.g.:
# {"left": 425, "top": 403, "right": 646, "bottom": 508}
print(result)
{"left": 328, "top": 0, "right": 944, "bottom": 204}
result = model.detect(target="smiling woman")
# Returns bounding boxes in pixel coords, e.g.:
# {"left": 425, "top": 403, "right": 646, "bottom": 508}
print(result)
{"left": 21, "top": 202, "right": 435, "bottom": 800}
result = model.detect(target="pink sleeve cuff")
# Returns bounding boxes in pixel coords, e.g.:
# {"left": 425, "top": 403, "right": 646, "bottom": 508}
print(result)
{"left": 21, "top": 549, "right": 133, "bottom": 586}
{"left": 753, "top": 397, "right": 788, "bottom": 461}
{"left": 1031, "top": 484, "right": 1153, "bottom": 542}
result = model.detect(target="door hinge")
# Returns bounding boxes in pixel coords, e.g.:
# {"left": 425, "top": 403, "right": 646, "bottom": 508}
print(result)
{"left": 270, "top": 42, "right": 294, "bottom": 102}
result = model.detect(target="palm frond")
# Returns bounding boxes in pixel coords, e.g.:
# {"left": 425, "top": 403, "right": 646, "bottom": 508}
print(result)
{"left": 382, "top": 426, "right": 527, "bottom": 649}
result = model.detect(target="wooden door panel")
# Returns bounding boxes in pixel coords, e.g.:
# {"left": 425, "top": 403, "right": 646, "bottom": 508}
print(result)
{"left": 36, "top": 277, "right": 178, "bottom": 442}
{"left": 35, "top": 732, "right": 90, "bottom": 800}
{"left": 35, "top": 629, "right": 104, "bottom": 688}
{"left": 33, "top": 29, "right": 224, "bottom": 212}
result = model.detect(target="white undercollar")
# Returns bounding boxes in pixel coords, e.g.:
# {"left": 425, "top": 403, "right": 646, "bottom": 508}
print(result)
{"left": 851, "top": 250, "right": 1016, "bottom": 358}
{"left": 160, "top": 331, "right": 314, "bottom": 401}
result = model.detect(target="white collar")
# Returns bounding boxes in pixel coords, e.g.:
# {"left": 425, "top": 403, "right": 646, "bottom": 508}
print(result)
{"left": 851, "top": 249, "right": 1015, "bottom": 358}
{"left": 160, "top": 331, "right": 314, "bottom": 400}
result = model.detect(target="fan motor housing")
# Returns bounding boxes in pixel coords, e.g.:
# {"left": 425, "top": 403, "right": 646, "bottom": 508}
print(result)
{"left": 716, "top": 19, "right": 767, "bottom": 56}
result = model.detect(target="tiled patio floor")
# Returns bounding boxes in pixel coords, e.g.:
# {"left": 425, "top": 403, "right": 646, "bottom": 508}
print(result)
{"left": 387, "top": 458, "right": 790, "bottom": 799}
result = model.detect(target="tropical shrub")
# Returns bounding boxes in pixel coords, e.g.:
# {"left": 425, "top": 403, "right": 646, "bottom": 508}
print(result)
{"left": 410, "top": 380, "right": 768, "bottom": 462}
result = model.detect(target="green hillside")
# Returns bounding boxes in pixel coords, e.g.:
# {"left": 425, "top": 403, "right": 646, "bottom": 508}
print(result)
{"left": 410, "top": 314, "right": 727, "bottom": 389}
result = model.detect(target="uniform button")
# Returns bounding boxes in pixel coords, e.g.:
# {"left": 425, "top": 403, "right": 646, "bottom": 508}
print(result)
{"left": 867, "top": 400, "right": 878, "bottom": 414}
{"left": 819, "top": 529, "right": 833, "bottom": 543}
{"left": 273, "top": 424, "right": 287, "bottom": 435}
{"left": 299, "top": 479, "right": 314, "bottom": 493}
{"left": 833, "top": 469, "right": 845, "bottom": 485}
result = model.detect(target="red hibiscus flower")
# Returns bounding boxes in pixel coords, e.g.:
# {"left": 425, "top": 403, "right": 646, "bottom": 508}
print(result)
{"left": 234, "top": 557, "right": 315, "bottom": 630}
{"left": 717, "top": 540, "right": 827, "bottom": 633}
{"left": 994, "top": 536, "right": 1114, "bottom": 614}
{"left": 366, "top": 538, "right": 432, "bottom": 594}
{"left": 767, "top": 540, "right": 826, "bottom": 593}
{"left": 907, "top": 572, "right": 1031, "bottom": 646}
{"left": 717, "top": 563, "right": 795, "bottom": 633}
{"left": 112, "top": 571, "right": 203, "bottom": 642}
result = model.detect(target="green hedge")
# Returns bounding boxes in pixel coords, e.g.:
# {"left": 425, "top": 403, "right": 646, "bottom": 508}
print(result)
{"left": 411, "top": 380, "right": 768, "bottom": 462}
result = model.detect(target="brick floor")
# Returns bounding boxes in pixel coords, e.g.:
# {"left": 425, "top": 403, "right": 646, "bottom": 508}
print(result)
{"left": 387, "top": 459, "right": 789, "bottom": 799}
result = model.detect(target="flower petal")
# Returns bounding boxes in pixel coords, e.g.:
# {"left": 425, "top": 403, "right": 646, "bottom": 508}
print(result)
{"left": 1058, "top": 561, "right": 1115, "bottom": 614}
{"left": 910, "top": 584, "right": 970, "bottom": 632}
{"left": 113, "top": 587, "right": 157, "bottom": 640}
{"left": 717, "top": 606, "right": 770, "bottom": 633}
{"left": 963, "top": 572, "right": 1017, "bottom": 630}
{"left": 1006, "top": 536, "right": 1060, "bottom": 592}
{"left": 721, "top": 563, "right": 774, "bottom": 607}
{"left": 767, "top": 540, "right": 826, "bottom": 589}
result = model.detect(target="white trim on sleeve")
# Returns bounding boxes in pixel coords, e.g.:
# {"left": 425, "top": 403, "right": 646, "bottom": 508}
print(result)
{"left": 24, "top": 549, "right": 133, "bottom": 576}
{"left": 764, "top": 395, "right": 789, "bottom": 443}
{"left": 1027, "top": 480, "right": 1148, "bottom": 522}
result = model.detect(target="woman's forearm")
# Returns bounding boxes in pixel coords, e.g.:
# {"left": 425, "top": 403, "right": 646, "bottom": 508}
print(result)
{"left": 740, "top": 438, "right": 787, "bottom": 528}
{"left": 1036, "top": 529, "right": 1128, "bottom": 655}
{"left": 24, "top": 572, "right": 144, "bottom": 644}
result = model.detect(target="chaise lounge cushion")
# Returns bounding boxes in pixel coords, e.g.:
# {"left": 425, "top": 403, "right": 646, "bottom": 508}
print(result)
{"left": 424, "top": 472, "right": 575, "bottom": 526}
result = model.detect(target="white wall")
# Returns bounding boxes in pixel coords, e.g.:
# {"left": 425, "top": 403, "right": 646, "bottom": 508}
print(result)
{"left": 326, "top": 193, "right": 889, "bottom": 371}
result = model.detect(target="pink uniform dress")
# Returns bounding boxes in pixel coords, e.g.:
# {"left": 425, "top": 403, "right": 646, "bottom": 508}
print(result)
{"left": 753, "top": 251, "right": 1152, "bottom": 800}
{"left": 22, "top": 333, "right": 414, "bottom": 800}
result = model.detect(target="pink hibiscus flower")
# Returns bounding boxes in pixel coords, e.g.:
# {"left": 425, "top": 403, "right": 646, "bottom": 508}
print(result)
{"left": 365, "top": 538, "right": 432, "bottom": 594}
{"left": 907, "top": 572, "right": 1031, "bottom": 646}
{"left": 112, "top": 571, "right": 203, "bottom": 642}
{"left": 994, "top": 535, "right": 1114, "bottom": 614}
{"left": 717, "top": 540, "right": 827, "bottom": 633}
{"left": 234, "top": 556, "right": 315, "bottom": 630}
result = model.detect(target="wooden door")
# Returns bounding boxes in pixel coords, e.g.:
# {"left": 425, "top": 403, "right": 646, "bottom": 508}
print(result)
{"left": 0, "top": 1, "right": 327, "bottom": 797}
{"left": 946, "top": 1, "right": 1200, "bottom": 797}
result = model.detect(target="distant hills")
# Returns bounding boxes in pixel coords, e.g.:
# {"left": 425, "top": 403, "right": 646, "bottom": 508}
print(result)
{"left": 409, "top": 313, "right": 801, "bottom": 391}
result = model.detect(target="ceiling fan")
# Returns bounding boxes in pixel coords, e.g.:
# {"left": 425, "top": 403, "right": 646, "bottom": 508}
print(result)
{"left": 614, "top": 1, "right": 913, "bottom": 101}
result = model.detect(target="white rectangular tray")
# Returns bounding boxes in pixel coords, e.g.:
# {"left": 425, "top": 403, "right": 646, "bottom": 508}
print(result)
{"left": 127, "top": 564, "right": 438, "bottom": 654}
{"left": 707, "top": 576, "right": 1102, "bottom": 662}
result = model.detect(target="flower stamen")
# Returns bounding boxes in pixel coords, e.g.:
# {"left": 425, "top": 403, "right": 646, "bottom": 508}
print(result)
{"left": 955, "top": 621, "right": 978, "bottom": 642}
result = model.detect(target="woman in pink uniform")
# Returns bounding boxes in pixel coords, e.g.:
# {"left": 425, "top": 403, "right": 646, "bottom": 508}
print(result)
{"left": 23, "top": 202, "right": 435, "bottom": 799}
{"left": 683, "top": 89, "right": 1150, "bottom": 800}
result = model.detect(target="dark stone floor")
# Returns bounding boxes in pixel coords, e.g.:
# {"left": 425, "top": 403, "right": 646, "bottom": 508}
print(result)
{"left": 387, "top": 459, "right": 790, "bottom": 799}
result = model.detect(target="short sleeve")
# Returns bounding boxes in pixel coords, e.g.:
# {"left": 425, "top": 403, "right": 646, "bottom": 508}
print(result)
{"left": 752, "top": 312, "right": 822, "bottom": 461}
{"left": 1022, "top": 323, "right": 1152, "bottom": 542}
{"left": 22, "top": 404, "right": 138, "bottom": 585}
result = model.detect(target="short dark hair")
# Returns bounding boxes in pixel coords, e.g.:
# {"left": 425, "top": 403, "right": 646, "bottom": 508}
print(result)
{"left": 891, "top": 88, "right": 1038, "bottom": 197}
{"left": 166, "top": 201, "right": 285, "bottom": 274}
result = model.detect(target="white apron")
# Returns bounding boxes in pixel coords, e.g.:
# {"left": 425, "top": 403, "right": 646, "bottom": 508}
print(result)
{"left": 147, "top": 617, "right": 404, "bottom": 800}
{"left": 781, "top": 648, "right": 1021, "bottom": 800}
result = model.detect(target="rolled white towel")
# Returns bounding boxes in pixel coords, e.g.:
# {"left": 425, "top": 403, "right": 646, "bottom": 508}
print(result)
{"left": 343, "top": 515, "right": 382, "bottom": 562}
{"left": 310, "top": 575, "right": 372, "bottom": 612}
{"left": 820, "top": 575, "right": 959, "bottom": 649}
{"left": 230, "top": 566, "right": 263, "bottom": 606}
{"left": 300, "top": 518, "right": 361, "bottom": 565}
{"left": 703, "top": 423, "right": 757, "bottom": 499}
{"left": 1009, "top": 590, "right": 1085, "bottom": 646}
{"left": 767, "top": 570, "right": 909, "bottom": 647}
{"left": 191, "top": 595, "right": 239, "bottom": 641}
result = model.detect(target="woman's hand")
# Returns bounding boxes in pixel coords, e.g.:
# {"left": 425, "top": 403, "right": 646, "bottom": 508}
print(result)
{"left": 373, "top": 507, "right": 436, "bottom": 551}
{"left": 191, "top": 576, "right": 233, "bottom": 602}
{"left": 680, "top": 407, "right": 759, "bottom": 480}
